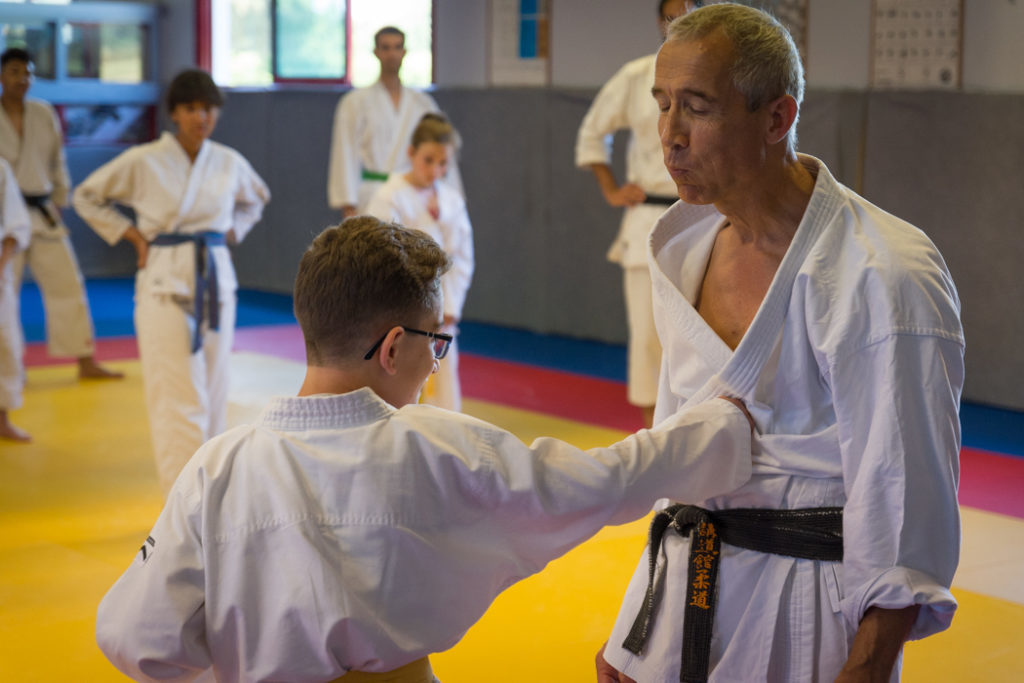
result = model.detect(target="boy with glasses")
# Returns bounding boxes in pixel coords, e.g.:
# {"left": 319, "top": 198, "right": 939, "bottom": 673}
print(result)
{"left": 97, "top": 216, "right": 754, "bottom": 683}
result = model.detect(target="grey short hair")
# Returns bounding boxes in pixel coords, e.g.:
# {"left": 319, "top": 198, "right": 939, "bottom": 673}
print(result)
{"left": 667, "top": 2, "right": 804, "bottom": 154}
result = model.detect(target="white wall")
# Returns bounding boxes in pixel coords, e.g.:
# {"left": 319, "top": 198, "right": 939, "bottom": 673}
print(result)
{"left": 805, "top": 1, "right": 871, "bottom": 89}
{"left": 434, "top": 0, "right": 1024, "bottom": 92}
{"left": 962, "top": 0, "right": 1024, "bottom": 91}
{"left": 435, "top": 0, "right": 489, "bottom": 87}
{"left": 549, "top": 1, "right": 663, "bottom": 87}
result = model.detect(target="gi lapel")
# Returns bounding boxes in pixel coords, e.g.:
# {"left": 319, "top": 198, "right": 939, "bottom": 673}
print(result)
{"left": 652, "top": 158, "right": 843, "bottom": 408}
{"left": 383, "top": 86, "right": 416, "bottom": 173}
{"left": 168, "top": 135, "right": 213, "bottom": 234}
{"left": 0, "top": 108, "right": 22, "bottom": 173}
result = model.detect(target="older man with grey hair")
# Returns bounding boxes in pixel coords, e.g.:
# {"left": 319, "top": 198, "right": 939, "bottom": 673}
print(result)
{"left": 597, "top": 4, "right": 964, "bottom": 682}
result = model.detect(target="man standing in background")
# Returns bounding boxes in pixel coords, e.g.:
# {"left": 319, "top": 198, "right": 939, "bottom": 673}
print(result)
{"left": 328, "top": 26, "right": 462, "bottom": 218}
{"left": 0, "top": 47, "right": 121, "bottom": 380}
{"left": 575, "top": 0, "right": 701, "bottom": 427}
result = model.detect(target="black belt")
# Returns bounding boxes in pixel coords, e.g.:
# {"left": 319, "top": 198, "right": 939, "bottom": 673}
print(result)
{"left": 643, "top": 195, "right": 678, "bottom": 206}
{"left": 150, "top": 231, "right": 227, "bottom": 354}
{"left": 622, "top": 503, "right": 843, "bottom": 683}
{"left": 22, "top": 193, "right": 59, "bottom": 228}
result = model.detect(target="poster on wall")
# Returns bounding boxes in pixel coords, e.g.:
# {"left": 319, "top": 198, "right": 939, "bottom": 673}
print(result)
{"left": 488, "top": 0, "right": 549, "bottom": 86}
{"left": 871, "top": 0, "right": 963, "bottom": 89}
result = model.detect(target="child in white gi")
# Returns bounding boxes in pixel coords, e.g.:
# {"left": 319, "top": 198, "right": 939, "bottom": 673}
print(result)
{"left": 0, "top": 157, "right": 31, "bottom": 441}
{"left": 73, "top": 69, "right": 270, "bottom": 494}
{"left": 96, "top": 216, "right": 754, "bottom": 683}
{"left": 367, "top": 112, "right": 471, "bottom": 411}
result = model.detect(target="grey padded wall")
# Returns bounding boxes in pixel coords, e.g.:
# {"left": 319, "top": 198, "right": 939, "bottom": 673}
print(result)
{"left": 213, "top": 90, "right": 340, "bottom": 291}
{"left": 861, "top": 92, "right": 1024, "bottom": 412}
{"left": 436, "top": 89, "right": 627, "bottom": 340}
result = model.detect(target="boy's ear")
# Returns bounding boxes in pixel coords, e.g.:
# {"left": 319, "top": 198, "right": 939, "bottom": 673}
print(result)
{"left": 376, "top": 326, "right": 404, "bottom": 376}
{"left": 407, "top": 144, "right": 416, "bottom": 161}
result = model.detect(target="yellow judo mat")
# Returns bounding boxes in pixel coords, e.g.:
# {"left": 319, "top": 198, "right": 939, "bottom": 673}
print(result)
{"left": 1, "top": 355, "right": 1022, "bottom": 681}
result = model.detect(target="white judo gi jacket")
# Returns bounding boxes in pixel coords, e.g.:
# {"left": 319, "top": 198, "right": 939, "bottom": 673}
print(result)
{"left": 575, "top": 54, "right": 676, "bottom": 269}
{"left": 97, "top": 388, "right": 752, "bottom": 682}
{"left": 0, "top": 97, "right": 70, "bottom": 236}
{"left": 0, "top": 158, "right": 31, "bottom": 410}
{"left": 604, "top": 156, "right": 965, "bottom": 682}
{"left": 327, "top": 81, "right": 463, "bottom": 212}
{"left": 73, "top": 132, "right": 270, "bottom": 493}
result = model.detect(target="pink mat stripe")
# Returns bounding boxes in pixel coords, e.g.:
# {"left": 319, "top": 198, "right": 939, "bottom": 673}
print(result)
{"left": 958, "top": 447, "right": 1024, "bottom": 519}
{"left": 24, "top": 335, "right": 138, "bottom": 366}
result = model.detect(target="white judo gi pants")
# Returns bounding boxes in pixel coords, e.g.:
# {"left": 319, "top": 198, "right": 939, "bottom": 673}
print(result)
{"left": 13, "top": 232, "right": 95, "bottom": 359}
{"left": 134, "top": 287, "right": 236, "bottom": 494}
{"left": 0, "top": 262, "right": 24, "bottom": 410}
{"left": 623, "top": 265, "right": 660, "bottom": 408}
{"left": 421, "top": 337, "right": 461, "bottom": 412}
{"left": 610, "top": 203, "right": 665, "bottom": 409}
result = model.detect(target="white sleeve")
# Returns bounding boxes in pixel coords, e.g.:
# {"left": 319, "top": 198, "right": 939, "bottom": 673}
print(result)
{"left": 363, "top": 184, "right": 399, "bottom": 223}
{"left": 228, "top": 154, "right": 270, "bottom": 243}
{"left": 438, "top": 194, "right": 474, "bottom": 319}
{"left": 575, "top": 62, "right": 634, "bottom": 168}
{"left": 832, "top": 333, "right": 964, "bottom": 640}
{"left": 72, "top": 149, "right": 139, "bottom": 245}
{"left": 327, "top": 93, "right": 361, "bottom": 209}
{"left": 45, "top": 105, "right": 72, "bottom": 207}
{"left": 96, "top": 488, "right": 211, "bottom": 681}
{"left": 472, "top": 398, "right": 752, "bottom": 571}
{"left": 0, "top": 161, "right": 31, "bottom": 248}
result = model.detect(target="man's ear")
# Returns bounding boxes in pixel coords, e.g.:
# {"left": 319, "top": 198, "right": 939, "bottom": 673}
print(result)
{"left": 376, "top": 326, "right": 404, "bottom": 376}
{"left": 764, "top": 94, "right": 798, "bottom": 146}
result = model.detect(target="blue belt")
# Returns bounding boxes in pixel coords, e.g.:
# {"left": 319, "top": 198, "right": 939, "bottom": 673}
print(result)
{"left": 150, "top": 231, "right": 227, "bottom": 354}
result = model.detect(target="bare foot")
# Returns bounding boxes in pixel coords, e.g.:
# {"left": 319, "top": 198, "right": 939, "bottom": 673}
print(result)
{"left": 0, "top": 414, "right": 31, "bottom": 442}
{"left": 78, "top": 357, "right": 124, "bottom": 380}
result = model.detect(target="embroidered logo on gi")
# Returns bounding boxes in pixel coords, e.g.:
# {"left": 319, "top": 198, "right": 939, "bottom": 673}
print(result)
{"left": 138, "top": 535, "right": 156, "bottom": 563}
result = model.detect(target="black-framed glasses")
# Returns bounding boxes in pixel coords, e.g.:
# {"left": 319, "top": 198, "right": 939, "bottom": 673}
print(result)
{"left": 363, "top": 326, "right": 454, "bottom": 361}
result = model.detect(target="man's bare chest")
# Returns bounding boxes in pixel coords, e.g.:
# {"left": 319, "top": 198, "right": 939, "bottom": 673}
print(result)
{"left": 696, "top": 243, "right": 781, "bottom": 350}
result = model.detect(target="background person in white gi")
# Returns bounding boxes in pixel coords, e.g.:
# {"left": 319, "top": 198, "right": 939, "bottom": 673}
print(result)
{"left": 597, "top": 5, "right": 964, "bottom": 683}
{"left": 366, "top": 112, "right": 472, "bottom": 412}
{"left": 96, "top": 217, "right": 754, "bottom": 683}
{"left": 327, "top": 26, "right": 462, "bottom": 219}
{"left": 575, "top": 0, "right": 701, "bottom": 428}
{"left": 0, "top": 48, "right": 122, "bottom": 380}
{"left": 73, "top": 70, "right": 270, "bottom": 495}
{"left": 0, "top": 157, "right": 32, "bottom": 442}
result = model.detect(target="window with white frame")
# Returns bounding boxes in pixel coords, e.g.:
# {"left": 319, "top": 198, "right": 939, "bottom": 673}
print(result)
{"left": 211, "top": 0, "right": 433, "bottom": 87}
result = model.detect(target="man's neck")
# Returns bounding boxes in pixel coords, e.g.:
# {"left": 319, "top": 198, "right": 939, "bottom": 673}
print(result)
{"left": 298, "top": 364, "right": 371, "bottom": 398}
{"left": 0, "top": 92, "right": 24, "bottom": 116}
{"left": 379, "top": 72, "right": 402, "bottom": 95}
{"left": 716, "top": 154, "right": 816, "bottom": 253}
